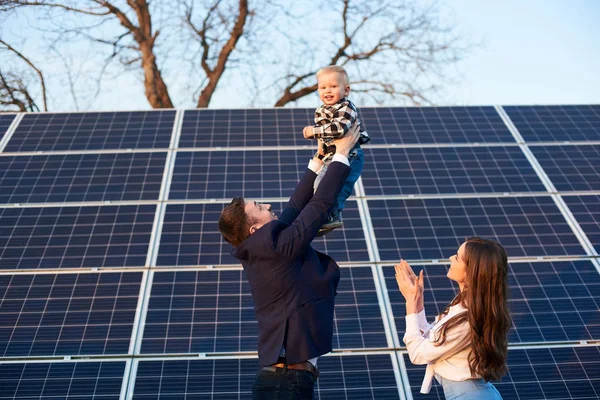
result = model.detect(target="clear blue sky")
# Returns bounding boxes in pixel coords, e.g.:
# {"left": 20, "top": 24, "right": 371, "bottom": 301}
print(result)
{"left": 440, "top": 0, "right": 600, "bottom": 106}
{"left": 3, "top": 0, "right": 599, "bottom": 110}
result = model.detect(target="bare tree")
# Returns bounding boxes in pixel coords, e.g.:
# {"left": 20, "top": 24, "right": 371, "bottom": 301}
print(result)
{"left": 1, "top": 0, "right": 469, "bottom": 111}
{"left": 184, "top": 0, "right": 250, "bottom": 107}
{"left": 0, "top": 38, "right": 48, "bottom": 111}
{"left": 3, "top": 0, "right": 253, "bottom": 109}
{"left": 270, "top": 0, "right": 467, "bottom": 107}
{"left": 0, "top": 69, "right": 41, "bottom": 112}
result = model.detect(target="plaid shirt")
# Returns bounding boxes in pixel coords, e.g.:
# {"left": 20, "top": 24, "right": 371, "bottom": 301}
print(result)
{"left": 312, "top": 98, "right": 370, "bottom": 145}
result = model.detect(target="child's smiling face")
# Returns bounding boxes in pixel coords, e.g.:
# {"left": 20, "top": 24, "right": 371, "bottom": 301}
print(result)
{"left": 317, "top": 72, "right": 350, "bottom": 105}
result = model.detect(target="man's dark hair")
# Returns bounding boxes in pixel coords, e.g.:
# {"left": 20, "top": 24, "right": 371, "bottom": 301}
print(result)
{"left": 219, "top": 197, "right": 253, "bottom": 247}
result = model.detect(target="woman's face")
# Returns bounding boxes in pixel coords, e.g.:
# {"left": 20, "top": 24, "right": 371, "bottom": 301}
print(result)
{"left": 448, "top": 242, "right": 468, "bottom": 290}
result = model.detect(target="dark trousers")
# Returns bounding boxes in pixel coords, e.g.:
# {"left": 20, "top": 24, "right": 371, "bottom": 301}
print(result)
{"left": 252, "top": 367, "right": 316, "bottom": 399}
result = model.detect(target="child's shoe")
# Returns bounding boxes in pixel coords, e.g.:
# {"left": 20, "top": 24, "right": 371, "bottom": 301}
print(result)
{"left": 317, "top": 212, "right": 343, "bottom": 237}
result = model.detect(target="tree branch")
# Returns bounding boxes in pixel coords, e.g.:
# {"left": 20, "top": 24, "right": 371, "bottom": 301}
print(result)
{"left": 0, "top": 38, "right": 47, "bottom": 110}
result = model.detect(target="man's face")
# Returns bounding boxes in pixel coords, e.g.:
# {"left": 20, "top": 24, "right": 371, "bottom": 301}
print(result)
{"left": 245, "top": 200, "right": 277, "bottom": 234}
{"left": 317, "top": 72, "right": 350, "bottom": 105}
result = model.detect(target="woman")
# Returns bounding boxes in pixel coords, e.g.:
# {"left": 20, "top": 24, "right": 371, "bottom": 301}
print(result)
{"left": 395, "top": 237, "right": 511, "bottom": 399}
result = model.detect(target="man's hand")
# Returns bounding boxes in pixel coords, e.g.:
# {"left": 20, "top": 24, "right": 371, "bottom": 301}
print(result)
{"left": 303, "top": 126, "right": 315, "bottom": 139}
{"left": 332, "top": 123, "right": 360, "bottom": 158}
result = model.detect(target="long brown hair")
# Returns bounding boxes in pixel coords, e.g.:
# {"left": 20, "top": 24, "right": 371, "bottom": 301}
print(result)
{"left": 434, "top": 237, "right": 512, "bottom": 381}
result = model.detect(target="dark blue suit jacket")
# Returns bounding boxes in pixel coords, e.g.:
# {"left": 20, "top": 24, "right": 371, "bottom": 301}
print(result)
{"left": 232, "top": 161, "right": 350, "bottom": 366}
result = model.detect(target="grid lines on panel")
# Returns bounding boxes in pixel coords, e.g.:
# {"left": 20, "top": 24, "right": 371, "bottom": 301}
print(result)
{"left": 157, "top": 201, "right": 369, "bottom": 267}
{"left": 504, "top": 105, "right": 600, "bottom": 142}
{"left": 361, "top": 106, "right": 515, "bottom": 144}
{"left": 529, "top": 145, "right": 600, "bottom": 191}
{"left": 133, "top": 354, "right": 400, "bottom": 399}
{"left": 402, "top": 346, "right": 600, "bottom": 400}
{"left": 6, "top": 111, "right": 176, "bottom": 152}
{"left": 169, "top": 149, "right": 311, "bottom": 200}
{"left": 562, "top": 195, "right": 600, "bottom": 253}
{"left": 0, "top": 272, "right": 141, "bottom": 357}
{"left": 0, "top": 361, "right": 126, "bottom": 399}
{"left": 383, "top": 261, "right": 600, "bottom": 346}
{"left": 0, "top": 152, "right": 167, "bottom": 204}
{"left": 141, "top": 267, "right": 387, "bottom": 354}
{"left": 362, "top": 146, "right": 545, "bottom": 195}
{"left": 369, "top": 196, "right": 585, "bottom": 262}
{"left": 0, "top": 205, "right": 156, "bottom": 270}
{"left": 179, "top": 108, "right": 314, "bottom": 147}
{"left": 0, "top": 114, "right": 16, "bottom": 142}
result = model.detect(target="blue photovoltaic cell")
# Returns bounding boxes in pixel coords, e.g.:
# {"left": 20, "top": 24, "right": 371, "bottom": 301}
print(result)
{"left": 179, "top": 106, "right": 515, "bottom": 148}
{"left": 370, "top": 196, "right": 585, "bottom": 262}
{"left": 179, "top": 108, "right": 313, "bottom": 147}
{"left": 141, "top": 267, "right": 386, "bottom": 354}
{"left": 562, "top": 195, "right": 600, "bottom": 252}
{"left": 169, "top": 149, "right": 312, "bottom": 200}
{"left": 0, "top": 114, "right": 16, "bottom": 142}
{"left": 402, "top": 346, "right": 600, "bottom": 400}
{"left": 530, "top": 145, "right": 600, "bottom": 191}
{"left": 133, "top": 354, "right": 400, "bottom": 399}
{"left": 0, "top": 361, "right": 126, "bottom": 399}
{"left": 360, "top": 106, "right": 515, "bottom": 144}
{"left": 0, "top": 272, "right": 141, "bottom": 357}
{"left": 0, "top": 205, "right": 156, "bottom": 270}
{"left": 383, "top": 261, "right": 600, "bottom": 345}
{"left": 5, "top": 111, "right": 175, "bottom": 152}
{"left": 361, "top": 146, "right": 545, "bottom": 195}
{"left": 0, "top": 152, "right": 167, "bottom": 204}
{"left": 504, "top": 104, "right": 600, "bottom": 142}
{"left": 156, "top": 200, "right": 369, "bottom": 267}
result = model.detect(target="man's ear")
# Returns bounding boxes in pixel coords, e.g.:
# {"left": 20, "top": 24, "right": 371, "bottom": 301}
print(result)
{"left": 249, "top": 225, "right": 257, "bottom": 235}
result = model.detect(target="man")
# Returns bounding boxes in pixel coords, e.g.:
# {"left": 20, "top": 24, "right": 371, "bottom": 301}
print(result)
{"left": 218, "top": 125, "right": 360, "bottom": 399}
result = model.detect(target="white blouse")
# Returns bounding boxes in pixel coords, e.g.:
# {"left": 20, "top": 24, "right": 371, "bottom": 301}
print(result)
{"left": 403, "top": 304, "right": 478, "bottom": 393}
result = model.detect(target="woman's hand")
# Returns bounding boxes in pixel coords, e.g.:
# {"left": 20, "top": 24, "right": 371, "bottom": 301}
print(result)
{"left": 395, "top": 259, "right": 425, "bottom": 315}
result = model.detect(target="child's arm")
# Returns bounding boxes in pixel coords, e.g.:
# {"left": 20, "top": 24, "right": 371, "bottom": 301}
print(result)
{"left": 313, "top": 101, "right": 357, "bottom": 140}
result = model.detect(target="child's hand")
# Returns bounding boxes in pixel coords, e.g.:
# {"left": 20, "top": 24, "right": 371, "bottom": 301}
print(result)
{"left": 303, "top": 126, "right": 315, "bottom": 139}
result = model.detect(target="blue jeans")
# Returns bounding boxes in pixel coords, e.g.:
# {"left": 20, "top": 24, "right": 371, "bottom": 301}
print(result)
{"left": 253, "top": 367, "right": 316, "bottom": 399}
{"left": 313, "top": 144, "right": 364, "bottom": 214}
{"left": 439, "top": 376, "right": 503, "bottom": 400}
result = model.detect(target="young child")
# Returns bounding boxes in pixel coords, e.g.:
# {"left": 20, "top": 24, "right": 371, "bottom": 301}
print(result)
{"left": 303, "top": 65, "right": 370, "bottom": 236}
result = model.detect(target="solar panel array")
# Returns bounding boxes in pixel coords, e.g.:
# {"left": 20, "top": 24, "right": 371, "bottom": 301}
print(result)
{"left": 0, "top": 105, "right": 599, "bottom": 399}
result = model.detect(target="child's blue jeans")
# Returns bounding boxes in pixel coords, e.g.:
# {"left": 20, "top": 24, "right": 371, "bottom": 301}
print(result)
{"left": 314, "top": 144, "right": 364, "bottom": 214}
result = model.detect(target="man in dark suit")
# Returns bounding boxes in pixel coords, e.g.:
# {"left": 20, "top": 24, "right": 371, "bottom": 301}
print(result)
{"left": 218, "top": 125, "right": 360, "bottom": 399}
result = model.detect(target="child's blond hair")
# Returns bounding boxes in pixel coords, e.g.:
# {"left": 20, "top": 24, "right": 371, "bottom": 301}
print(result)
{"left": 316, "top": 65, "right": 349, "bottom": 86}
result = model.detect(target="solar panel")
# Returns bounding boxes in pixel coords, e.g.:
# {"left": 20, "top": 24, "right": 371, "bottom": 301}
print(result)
{"left": 5, "top": 111, "right": 176, "bottom": 152}
{"left": 0, "top": 272, "right": 141, "bottom": 356}
{"left": 562, "top": 195, "right": 600, "bottom": 253}
{"left": 529, "top": 145, "right": 600, "bottom": 191}
{"left": 383, "top": 260, "right": 600, "bottom": 345}
{"left": 169, "top": 149, "right": 312, "bottom": 200}
{"left": 0, "top": 152, "right": 167, "bottom": 204}
{"left": 133, "top": 354, "right": 400, "bottom": 399}
{"left": 1, "top": 105, "right": 599, "bottom": 397}
{"left": 370, "top": 196, "right": 586, "bottom": 262}
{"left": 361, "top": 146, "right": 545, "bottom": 195}
{"left": 0, "top": 361, "right": 126, "bottom": 399}
{"left": 0, "top": 114, "right": 16, "bottom": 141}
{"left": 504, "top": 105, "right": 600, "bottom": 142}
{"left": 0, "top": 205, "right": 155, "bottom": 270}
{"left": 179, "top": 108, "right": 314, "bottom": 147}
{"left": 401, "top": 345, "right": 600, "bottom": 400}
{"left": 360, "top": 106, "right": 516, "bottom": 144}
{"left": 156, "top": 200, "right": 369, "bottom": 267}
{"left": 141, "top": 267, "right": 387, "bottom": 354}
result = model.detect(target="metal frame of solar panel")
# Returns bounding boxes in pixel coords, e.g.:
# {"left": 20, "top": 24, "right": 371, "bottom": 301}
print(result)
{"left": 0, "top": 105, "right": 599, "bottom": 400}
